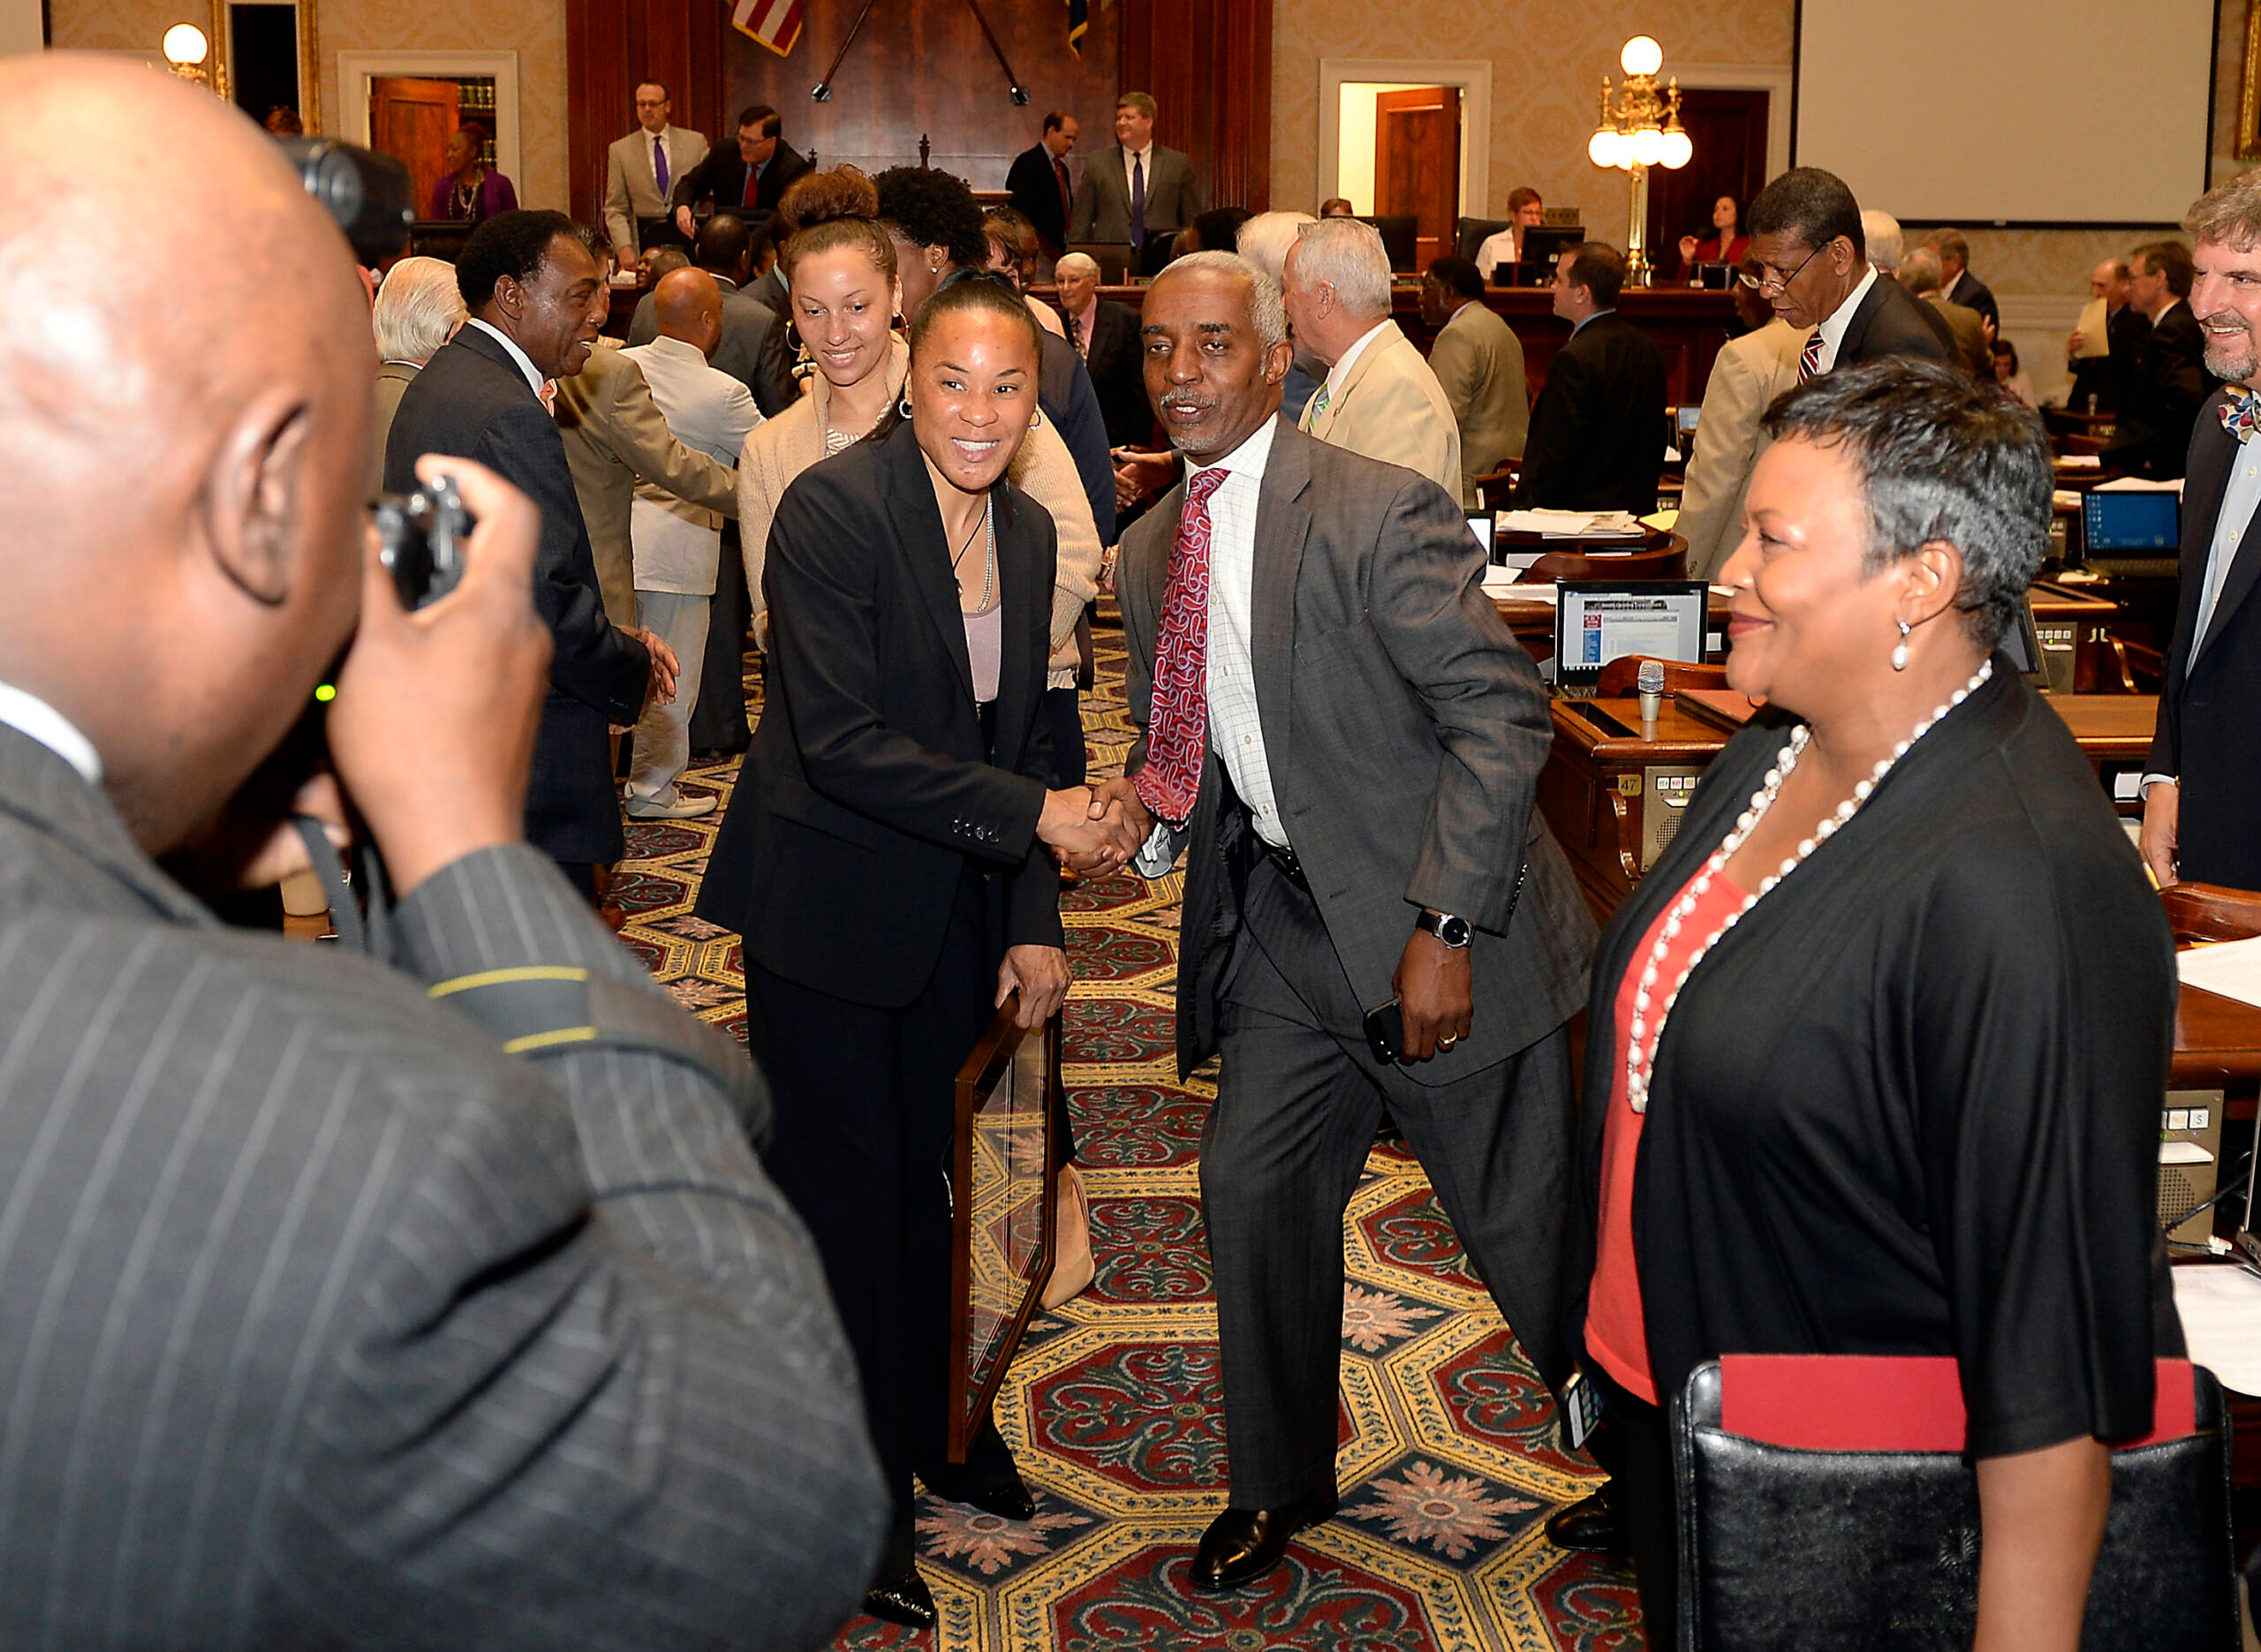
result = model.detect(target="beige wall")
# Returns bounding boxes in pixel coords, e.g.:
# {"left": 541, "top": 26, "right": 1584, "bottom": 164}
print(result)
{"left": 47, "top": 0, "right": 569, "bottom": 210}
{"left": 1273, "top": 0, "right": 2254, "bottom": 304}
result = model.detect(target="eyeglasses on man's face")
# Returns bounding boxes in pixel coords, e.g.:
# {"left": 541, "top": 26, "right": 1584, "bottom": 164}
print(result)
{"left": 1741, "top": 243, "right": 1823, "bottom": 293}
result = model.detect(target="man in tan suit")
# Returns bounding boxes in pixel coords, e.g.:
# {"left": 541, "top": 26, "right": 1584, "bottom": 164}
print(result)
{"left": 1900, "top": 245, "right": 1992, "bottom": 378}
{"left": 1281, "top": 217, "right": 1460, "bottom": 497}
{"left": 1672, "top": 262, "right": 1809, "bottom": 578}
{"left": 1419, "top": 255, "right": 1527, "bottom": 507}
{"left": 553, "top": 265, "right": 737, "bottom": 630}
{"left": 603, "top": 81, "right": 709, "bottom": 269}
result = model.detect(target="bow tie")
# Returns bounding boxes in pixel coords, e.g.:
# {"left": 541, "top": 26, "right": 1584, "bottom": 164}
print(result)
{"left": 2219, "top": 388, "right": 2258, "bottom": 443}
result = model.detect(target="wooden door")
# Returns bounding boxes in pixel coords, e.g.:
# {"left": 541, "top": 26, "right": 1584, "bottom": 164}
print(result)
{"left": 1645, "top": 88, "right": 1769, "bottom": 281}
{"left": 371, "top": 76, "right": 460, "bottom": 224}
{"left": 1375, "top": 86, "right": 1459, "bottom": 273}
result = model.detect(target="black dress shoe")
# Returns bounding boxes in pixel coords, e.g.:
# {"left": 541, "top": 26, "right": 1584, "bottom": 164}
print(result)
{"left": 920, "top": 1460, "right": 1036, "bottom": 1521}
{"left": 1189, "top": 1491, "right": 1337, "bottom": 1592}
{"left": 862, "top": 1570, "right": 936, "bottom": 1629}
{"left": 1545, "top": 1486, "right": 1626, "bottom": 1554}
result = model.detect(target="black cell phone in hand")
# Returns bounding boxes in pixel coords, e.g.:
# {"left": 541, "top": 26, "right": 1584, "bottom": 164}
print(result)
{"left": 1363, "top": 998, "right": 1404, "bottom": 1065}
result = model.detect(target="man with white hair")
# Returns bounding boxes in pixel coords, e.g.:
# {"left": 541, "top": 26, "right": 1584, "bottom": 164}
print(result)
{"left": 1280, "top": 216, "right": 1460, "bottom": 497}
{"left": 370, "top": 256, "right": 465, "bottom": 480}
{"left": 1053, "top": 251, "right": 1147, "bottom": 446}
{"left": 1861, "top": 208, "right": 1903, "bottom": 276}
{"left": 1236, "top": 210, "right": 1324, "bottom": 419}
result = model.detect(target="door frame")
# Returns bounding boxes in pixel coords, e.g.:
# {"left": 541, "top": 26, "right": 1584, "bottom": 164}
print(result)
{"left": 1667, "top": 63, "right": 1793, "bottom": 183}
{"left": 337, "top": 50, "right": 524, "bottom": 207}
{"left": 1319, "top": 57, "right": 1491, "bottom": 221}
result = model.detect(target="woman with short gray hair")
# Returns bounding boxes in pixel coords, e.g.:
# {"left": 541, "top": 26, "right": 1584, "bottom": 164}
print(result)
{"left": 1569, "top": 357, "right": 2179, "bottom": 1648}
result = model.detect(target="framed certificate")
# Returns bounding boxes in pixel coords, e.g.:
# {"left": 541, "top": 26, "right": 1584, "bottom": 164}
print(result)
{"left": 947, "top": 998, "right": 1063, "bottom": 1461}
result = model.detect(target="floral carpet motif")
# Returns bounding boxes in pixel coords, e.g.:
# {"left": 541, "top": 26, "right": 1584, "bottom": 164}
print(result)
{"left": 615, "top": 608, "right": 1645, "bottom": 1649}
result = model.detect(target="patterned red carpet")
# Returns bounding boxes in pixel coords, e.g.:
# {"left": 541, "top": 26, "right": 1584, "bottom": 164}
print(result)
{"left": 611, "top": 607, "right": 1645, "bottom": 1651}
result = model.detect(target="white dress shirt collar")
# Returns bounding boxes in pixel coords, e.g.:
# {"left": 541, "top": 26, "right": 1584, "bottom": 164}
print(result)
{"left": 0, "top": 680, "right": 102, "bottom": 784}
{"left": 1321, "top": 319, "right": 1394, "bottom": 401}
{"left": 1814, "top": 261, "right": 1879, "bottom": 369}
{"left": 464, "top": 318, "right": 546, "bottom": 397}
{"left": 1123, "top": 142, "right": 1153, "bottom": 186}
{"left": 1188, "top": 411, "right": 1281, "bottom": 487}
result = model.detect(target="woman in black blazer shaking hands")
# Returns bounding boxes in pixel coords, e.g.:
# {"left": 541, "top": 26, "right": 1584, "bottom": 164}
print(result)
{"left": 699, "top": 276, "right": 1131, "bottom": 1628}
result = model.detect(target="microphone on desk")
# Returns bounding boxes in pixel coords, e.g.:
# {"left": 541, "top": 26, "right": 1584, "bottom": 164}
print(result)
{"left": 1637, "top": 659, "right": 1665, "bottom": 726}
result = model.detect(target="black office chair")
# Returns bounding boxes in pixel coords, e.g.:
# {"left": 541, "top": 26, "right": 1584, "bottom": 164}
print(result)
{"left": 1673, "top": 1355, "right": 2236, "bottom": 1651}
{"left": 1456, "top": 215, "right": 1509, "bottom": 265}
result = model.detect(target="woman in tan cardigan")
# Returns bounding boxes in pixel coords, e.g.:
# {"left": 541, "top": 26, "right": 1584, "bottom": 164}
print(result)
{"left": 738, "top": 170, "right": 1101, "bottom": 723}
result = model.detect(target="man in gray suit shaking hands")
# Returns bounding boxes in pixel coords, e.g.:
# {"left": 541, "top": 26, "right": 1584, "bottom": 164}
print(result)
{"left": 1093, "top": 253, "right": 1599, "bottom": 1591}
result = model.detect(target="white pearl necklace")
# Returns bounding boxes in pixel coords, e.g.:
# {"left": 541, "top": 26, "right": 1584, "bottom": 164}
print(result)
{"left": 1624, "top": 659, "right": 1993, "bottom": 1114}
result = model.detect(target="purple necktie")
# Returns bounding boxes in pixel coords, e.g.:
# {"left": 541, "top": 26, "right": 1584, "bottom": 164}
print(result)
{"left": 1130, "top": 152, "right": 1146, "bottom": 251}
{"left": 653, "top": 134, "right": 669, "bottom": 197}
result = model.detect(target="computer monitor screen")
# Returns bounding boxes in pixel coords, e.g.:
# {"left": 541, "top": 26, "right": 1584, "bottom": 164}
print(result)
{"left": 2083, "top": 488, "right": 2179, "bottom": 552}
{"left": 1554, "top": 581, "right": 1708, "bottom": 690}
{"left": 1355, "top": 214, "right": 1418, "bottom": 273}
{"left": 1521, "top": 226, "right": 1586, "bottom": 272}
{"left": 1996, "top": 594, "right": 2047, "bottom": 684}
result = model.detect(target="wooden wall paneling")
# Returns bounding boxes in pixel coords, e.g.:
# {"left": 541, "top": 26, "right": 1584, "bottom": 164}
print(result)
{"left": 719, "top": 0, "right": 1123, "bottom": 189}
{"left": 567, "top": 0, "right": 726, "bottom": 231}
{"left": 569, "top": 1, "right": 1272, "bottom": 222}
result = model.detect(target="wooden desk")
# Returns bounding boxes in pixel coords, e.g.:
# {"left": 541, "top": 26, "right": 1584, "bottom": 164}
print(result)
{"left": 2029, "top": 580, "right": 2121, "bottom": 692}
{"left": 1539, "top": 693, "right": 2159, "bottom": 921}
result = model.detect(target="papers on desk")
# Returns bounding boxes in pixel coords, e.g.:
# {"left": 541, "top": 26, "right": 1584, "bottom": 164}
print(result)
{"left": 2072, "top": 295, "right": 2110, "bottom": 359}
{"left": 2052, "top": 489, "right": 2084, "bottom": 509}
{"left": 2054, "top": 453, "right": 2103, "bottom": 470}
{"left": 2179, "top": 937, "right": 2261, "bottom": 1011}
{"left": 1482, "top": 567, "right": 1559, "bottom": 599}
{"left": 2094, "top": 474, "right": 2185, "bottom": 495}
{"left": 2173, "top": 1264, "right": 2261, "bottom": 1397}
{"left": 1496, "top": 509, "right": 1648, "bottom": 539}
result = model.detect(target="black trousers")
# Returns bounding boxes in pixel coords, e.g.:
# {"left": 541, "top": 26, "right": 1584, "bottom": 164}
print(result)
{"left": 1205, "top": 856, "right": 1577, "bottom": 1506}
{"left": 1589, "top": 1369, "right": 1678, "bottom": 1648}
{"left": 688, "top": 524, "right": 752, "bottom": 756}
{"left": 1043, "top": 685, "right": 1085, "bottom": 788}
{"left": 746, "top": 865, "right": 1009, "bottom": 1579}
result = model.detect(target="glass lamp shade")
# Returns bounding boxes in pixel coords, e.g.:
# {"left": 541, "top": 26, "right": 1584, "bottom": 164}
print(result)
{"left": 1620, "top": 34, "right": 1664, "bottom": 77}
{"left": 1660, "top": 128, "right": 1694, "bottom": 169}
{"left": 162, "top": 22, "right": 208, "bottom": 66}
{"left": 1629, "top": 126, "right": 1666, "bottom": 168}
{"left": 1588, "top": 126, "right": 1624, "bottom": 169}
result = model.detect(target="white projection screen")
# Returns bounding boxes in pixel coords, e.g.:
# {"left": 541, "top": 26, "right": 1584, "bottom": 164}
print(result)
{"left": 1796, "top": 0, "right": 2217, "bottom": 225}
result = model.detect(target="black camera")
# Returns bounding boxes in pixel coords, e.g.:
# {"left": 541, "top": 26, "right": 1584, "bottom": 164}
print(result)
{"left": 271, "top": 136, "right": 413, "bottom": 262}
{"left": 372, "top": 478, "right": 471, "bottom": 610}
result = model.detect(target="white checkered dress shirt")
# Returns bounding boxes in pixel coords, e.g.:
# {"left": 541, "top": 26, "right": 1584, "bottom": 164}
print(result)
{"left": 1197, "top": 417, "right": 1290, "bottom": 849}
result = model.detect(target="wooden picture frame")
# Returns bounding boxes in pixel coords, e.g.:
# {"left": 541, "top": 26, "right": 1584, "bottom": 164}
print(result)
{"left": 2242, "top": 0, "right": 2261, "bottom": 162}
{"left": 946, "top": 999, "right": 1063, "bottom": 1462}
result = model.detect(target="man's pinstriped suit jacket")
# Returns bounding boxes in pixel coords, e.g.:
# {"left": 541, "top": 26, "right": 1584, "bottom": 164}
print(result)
{"left": 0, "top": 727, "right": 881, "bottom": 1648}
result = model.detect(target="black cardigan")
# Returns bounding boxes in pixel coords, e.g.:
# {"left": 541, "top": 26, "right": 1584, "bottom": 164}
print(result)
{"left": 1569, "top": 663, "right": 2182, "bottom": 1456}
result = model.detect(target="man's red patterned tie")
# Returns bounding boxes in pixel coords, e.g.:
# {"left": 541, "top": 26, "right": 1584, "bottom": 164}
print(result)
{"left": 1798, "top": 332, "right": 1824, "bottom": 382}
{"left": 1133, "top": 467, "right": 1229, "bottom": 826}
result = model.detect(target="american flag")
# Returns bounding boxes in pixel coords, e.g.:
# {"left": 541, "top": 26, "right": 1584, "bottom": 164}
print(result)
{"left": 732, "top": 0, "right": 804, "bottom": 57}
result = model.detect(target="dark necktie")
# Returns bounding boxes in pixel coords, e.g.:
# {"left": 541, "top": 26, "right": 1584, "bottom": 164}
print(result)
{"left": 1799, "top": 332, "right": 1824, "bottom": 382}
{"left": 1133, "top": 468, "right": 1229, "bottom": 826}
{"left": 653, "top": 134, "right": 669, "bottom": 197}
{"left": 1130, "top": 152, "right": 1146, "bottom": 251}
{"left": 742, "top": 158, "right": 760, "bottom": 209}
{"left": 1055, "top": 157, "right": 1071, "bottom": 223}
{"left": 1068, "top": 312, "right": 1084, "bottom": 357}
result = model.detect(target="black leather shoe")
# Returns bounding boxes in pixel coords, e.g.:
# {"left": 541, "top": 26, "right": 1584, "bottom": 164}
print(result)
{"left": 1189, "top": 1491, "right": 1337, "bottom": 1591}
{"left": 862, "top": 1570, "right": 936, "bottom": 1629}
{"left": 921, "top": 1460, "right": 1036, "bottom": 1521}
{"left": 1545, "top": 1486, "right": 1626, "bottom": 1554}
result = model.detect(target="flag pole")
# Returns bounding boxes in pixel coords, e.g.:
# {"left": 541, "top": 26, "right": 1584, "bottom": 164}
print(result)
{"left": 960, "top": 0, "right": 1032, "bottom": 104}
{"left": 812, "top": 0, "right": 885, "bottom": 101}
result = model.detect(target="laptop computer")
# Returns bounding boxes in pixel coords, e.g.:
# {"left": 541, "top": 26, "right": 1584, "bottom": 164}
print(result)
{"left": 1552, "top": 580, "right": 1707, "bottom": 694}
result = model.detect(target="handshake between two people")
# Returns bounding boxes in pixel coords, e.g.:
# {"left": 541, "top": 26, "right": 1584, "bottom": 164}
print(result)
{"left": 1035, "top": 774, "right": 1156, "bottom": 876}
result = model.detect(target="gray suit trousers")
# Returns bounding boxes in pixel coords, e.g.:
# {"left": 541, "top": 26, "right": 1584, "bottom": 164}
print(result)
{"left": 1206, "top": 856, "right": 1576, "bottom": 1508}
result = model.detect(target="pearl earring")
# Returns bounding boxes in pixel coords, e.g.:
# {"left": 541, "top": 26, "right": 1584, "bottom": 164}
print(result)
{"left": 1891, "top": 619, "right": 1910, "bottom": 672}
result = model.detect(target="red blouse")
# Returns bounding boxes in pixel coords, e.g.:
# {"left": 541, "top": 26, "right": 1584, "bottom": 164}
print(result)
{"left": 1586, "top": 867, "right": 1752, "bottom": 1404}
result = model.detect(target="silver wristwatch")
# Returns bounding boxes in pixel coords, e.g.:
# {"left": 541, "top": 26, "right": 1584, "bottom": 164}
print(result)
{"left": 1416, "top": 909, "right": 1471, "bottom": 948}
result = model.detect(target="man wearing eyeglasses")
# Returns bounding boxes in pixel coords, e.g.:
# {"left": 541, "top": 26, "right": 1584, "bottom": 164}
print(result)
{"left": 1743, "top": 168, "right": 1950, "bottom": 380}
